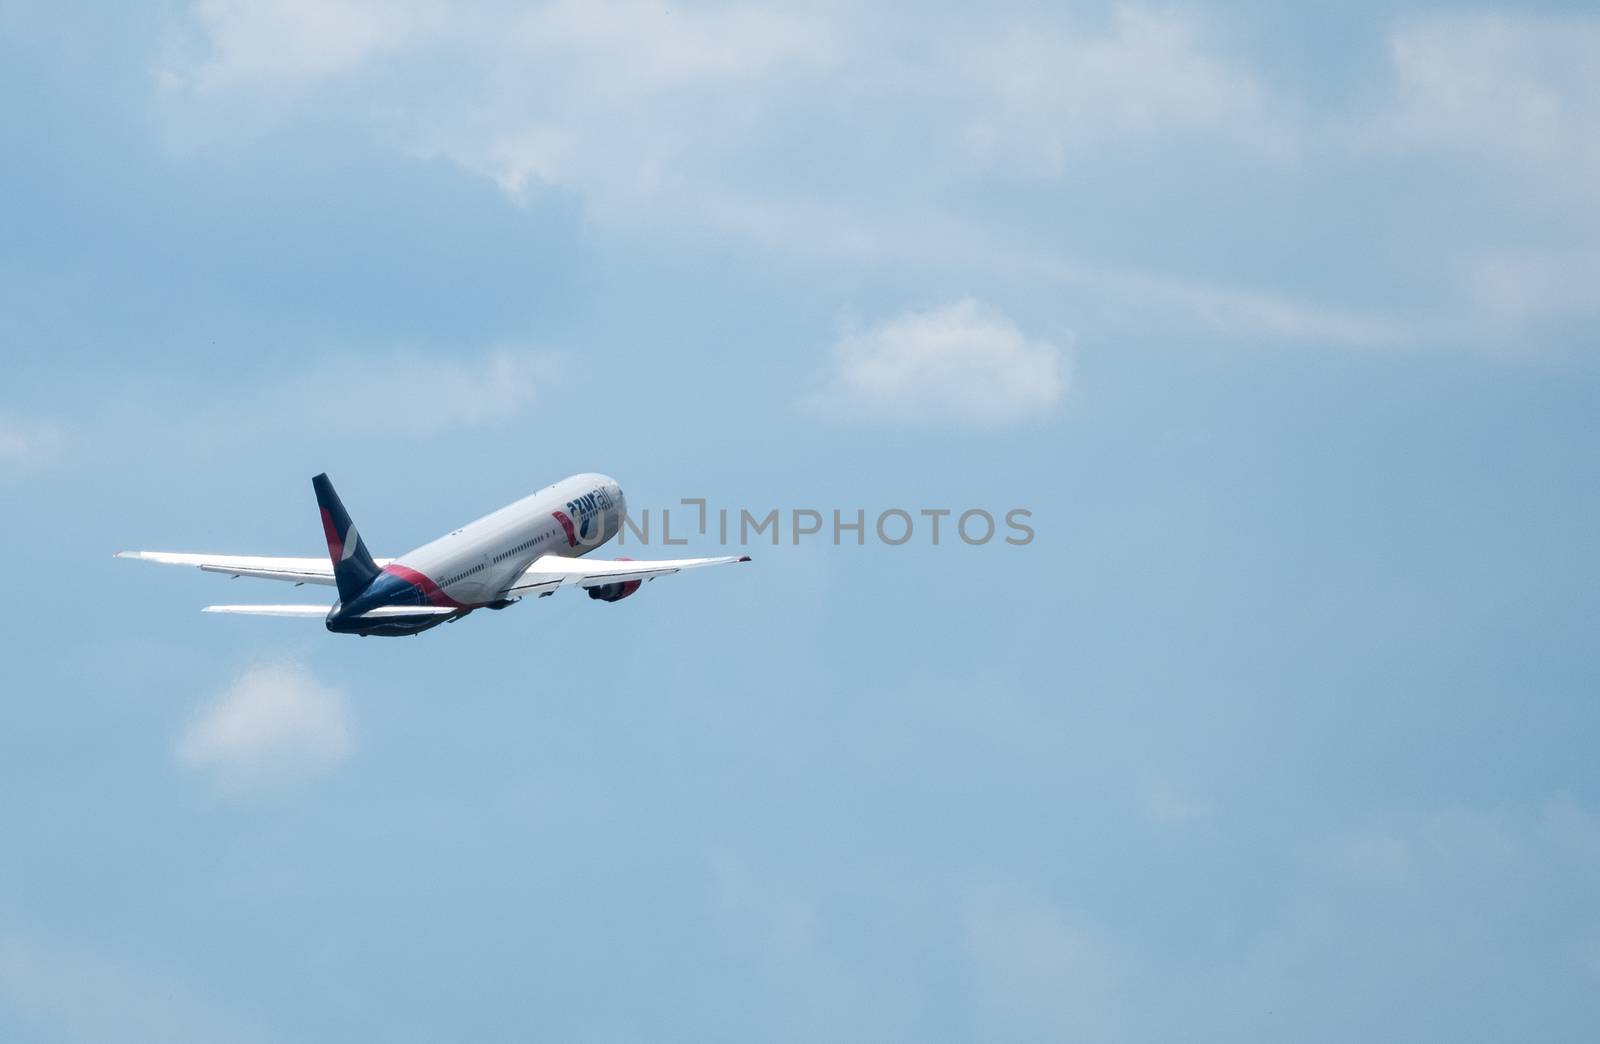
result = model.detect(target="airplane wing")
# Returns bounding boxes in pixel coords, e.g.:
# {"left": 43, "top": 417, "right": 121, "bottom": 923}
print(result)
{"left": 115, "top": 550, "right": 393, "bottom": 586}
{"left": 505, "top": 553, "right": 751, "bottom": 596}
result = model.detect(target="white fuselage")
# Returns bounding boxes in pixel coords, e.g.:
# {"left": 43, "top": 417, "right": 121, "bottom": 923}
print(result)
{"left": 394, "top": 472, "right": 625, "bottom": 606}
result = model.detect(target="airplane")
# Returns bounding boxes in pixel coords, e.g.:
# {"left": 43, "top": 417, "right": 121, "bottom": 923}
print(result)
{"left": 117, "top": 472, "right": 750, "bottom": 637}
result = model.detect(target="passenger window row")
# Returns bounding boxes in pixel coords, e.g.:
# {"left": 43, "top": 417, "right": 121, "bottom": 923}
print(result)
{"left": 444, "top": 563, "right": 486, "bottom": 586}
{"left": 492, "top": 534, "right": 544, "bottom": 565}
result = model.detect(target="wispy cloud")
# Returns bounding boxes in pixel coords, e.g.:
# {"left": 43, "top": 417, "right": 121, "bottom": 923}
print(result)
{"left": 165, "top": 0, "right": 836, "bottom": 208}
{"left": 422, "top": 0, "right": 836, "bottom": 205}
{"left": 191, "top": 345, "right": 552, "bottom": 438}
{"left": 158, "top": 3, "right": 1600, "bottom": 341}
{"left": 1147, "top": 785, "right": 1208, "bottom": 825}
{"left": 1199, "top": 798, "right": 1600, "bottom": 1026}
{"left": 957, "top": 4, "right": 1277, "bottom": 173}
{"left": 0, "top": 936, "right": 278, "bottom": 1044}
{"left": 1462, "top": 249, "right": 1600, "bottom": 322}
{"left": 0, "top": 415, "right": 64, "bottom": 477}
{"left": 177, "top": 661, "right": 351, "bottom": 787}
{"left": 165, "top": 2, "right": 1271, "bottom": 193}
{"left": 166, "top": 0, "right": 436, "bottom": 93}
{"left": 11, "top": 347, "right": 555, "bottom": 476}
{"left": 293, "top": 347, "right": 555, "bottom": 434}
{"left": 969, "top": 796, "right": 1600, "bottom": 1039}
{"left": 807, "top": 299, "right": 1066, "bottom": 427}
{"left": 1374, "top": 12, "right": 1600, "bottom": 213}
{"left": 155, "top": 3, "right": 1373, "bottom": 347}
{"left": 966, "top": 890, "right": 1112, "bottom": 1042}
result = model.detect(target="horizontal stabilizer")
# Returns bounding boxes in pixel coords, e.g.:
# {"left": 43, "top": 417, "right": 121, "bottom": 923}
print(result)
{"left": 200, "top": 604, "right": 454, "bottom": 620}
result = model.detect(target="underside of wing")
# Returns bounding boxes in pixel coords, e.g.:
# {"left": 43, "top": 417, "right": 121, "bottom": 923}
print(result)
{"left": 506, "top": 552, "right": 751, "bottom": 595}
{"left": 116, "top": 550, "right": 392, "bottom": 586}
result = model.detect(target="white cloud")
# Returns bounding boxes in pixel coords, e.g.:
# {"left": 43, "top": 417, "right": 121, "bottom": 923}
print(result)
{"left": 159, "top": 3, "right": 1600, "bottom": 341}
{"left": 177, "top": 662, "right": 350, "bottom": 786}
{"left": 167, "top": 0, "right": 836, "bottom": 208}
{"left": 165, "top": 3, "right": 1270, "bottom": 205}
{"left": 173, "top": 0, "right": 826, "bottom": 98}
{"left": 154, "top": 3, "right": 1428, "bottom": 348}
{"left": 419, "top": 1, "right": 836, "bottom": 207}
{"left": 809, "top": 299, "right": 1066, "bottom": 426}
{"left": 173, "top": 0, "right": 437, "bottom": 93}
{"left": 957, "top": 4, "right": 1274, "bottom": 173}
{"left": 1376, "top": 13, "right": 1600, "bottom": 212}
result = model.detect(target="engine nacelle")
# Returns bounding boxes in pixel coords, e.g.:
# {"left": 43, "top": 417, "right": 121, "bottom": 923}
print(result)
{"left": 587, "top": 579, "right": 641, "bottom": 602}
{"left": 586, "top": 557, "right": 640, "bottom": 602}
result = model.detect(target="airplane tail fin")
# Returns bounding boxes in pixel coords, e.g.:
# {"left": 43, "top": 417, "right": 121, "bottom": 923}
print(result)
{"left": 313, "top": 473, "right": 381, "bottom": 602}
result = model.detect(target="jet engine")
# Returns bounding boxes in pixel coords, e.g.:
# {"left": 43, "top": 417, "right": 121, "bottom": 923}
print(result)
{"left": 587, "top": 579, "right": 642, "bottom": 602}
{"left": 586, "top": 557, "right": 641, "bottom": 602}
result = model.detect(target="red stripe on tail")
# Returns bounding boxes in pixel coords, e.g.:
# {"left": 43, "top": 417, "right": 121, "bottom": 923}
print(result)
{"left": 320, "top": 507, "right": 344, "bottom": 562}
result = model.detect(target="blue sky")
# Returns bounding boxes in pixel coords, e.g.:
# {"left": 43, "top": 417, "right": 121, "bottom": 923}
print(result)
{"left": 2, "top": 2, "right": 1598, "bottom": 1041}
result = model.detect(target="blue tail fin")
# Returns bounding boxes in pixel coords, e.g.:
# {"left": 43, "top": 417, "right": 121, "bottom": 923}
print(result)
{"left": 313, "top": 473, "right": 381, "bottom": 602}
